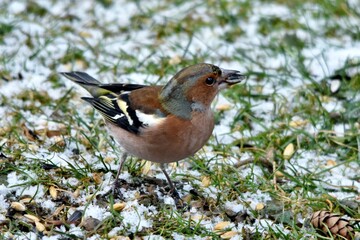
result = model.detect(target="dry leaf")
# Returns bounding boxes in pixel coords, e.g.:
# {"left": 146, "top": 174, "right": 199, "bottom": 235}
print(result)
{"left": 35, "top": 127, "right": 67, "bottom": 138}
{"left": 46, "top": 129, "right": 65, "bottom": 138}
{"left": 52, "top": 204, "right": 65, "bottom": 217}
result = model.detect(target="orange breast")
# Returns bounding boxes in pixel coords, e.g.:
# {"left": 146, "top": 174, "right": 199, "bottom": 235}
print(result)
{"left": 106, "top": 111, "right": 214, "bottom": 163}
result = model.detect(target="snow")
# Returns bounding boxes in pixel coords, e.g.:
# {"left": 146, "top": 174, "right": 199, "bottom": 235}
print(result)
{"left": 39, "top": 199, "right": 57, "bottom": 211}
{"left": 79, "top": 204, "right": 111, "bottom": 221}
{"left": 0, "top": 0, "right": 359, "bottom": 239}
{"left": 115, "top": 200, "right": 157, "bottom": 233}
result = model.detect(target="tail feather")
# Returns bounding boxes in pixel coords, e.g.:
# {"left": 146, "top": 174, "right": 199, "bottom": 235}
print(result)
{"left": 61, "top": 71, "right": 146, "bottom": 97}
{"left": 60, "top": 71, "right": 101, "bottom": 85}
{"left": 61, "top": 71, "right": 107, "bottom": 97}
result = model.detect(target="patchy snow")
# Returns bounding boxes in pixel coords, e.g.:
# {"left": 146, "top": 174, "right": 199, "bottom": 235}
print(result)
{"left": 0, "top": 0, "right": 359, "bottom": 239}
{"left": 116, "top": 200, "right": 157, "bottom": 233}
{"left": 79, "top": 203, "right": 111, "bottom": 221}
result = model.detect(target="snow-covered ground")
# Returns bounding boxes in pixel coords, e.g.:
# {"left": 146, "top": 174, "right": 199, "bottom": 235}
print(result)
{"left": 0, "top": 0, "right": 359, "bottom": 239}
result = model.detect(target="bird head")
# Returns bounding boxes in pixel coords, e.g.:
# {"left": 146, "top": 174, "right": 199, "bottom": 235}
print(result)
{"left": 159, "top": 63, "right": 245, "bottom": 119}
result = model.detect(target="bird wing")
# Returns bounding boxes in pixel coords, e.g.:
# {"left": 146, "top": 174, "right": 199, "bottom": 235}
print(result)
{"left": 62, "top": 71, "right": 167, "bottom": 134}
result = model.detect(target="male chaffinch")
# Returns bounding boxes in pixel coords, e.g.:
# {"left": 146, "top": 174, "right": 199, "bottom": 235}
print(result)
{"left": 61, "top": 63, "right": 245, "bottom": 202}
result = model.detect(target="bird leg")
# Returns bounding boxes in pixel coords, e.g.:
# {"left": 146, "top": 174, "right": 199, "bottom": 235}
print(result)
{"left": 160, "top": 163, "right": 180, "bottom": 200}
{"left": 111, "top": 152, "right": 128, "bottom": 196}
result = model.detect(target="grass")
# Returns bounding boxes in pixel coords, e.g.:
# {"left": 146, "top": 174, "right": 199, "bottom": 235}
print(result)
{"left": 0, "top": 0, "right": 360, "bottom": 239}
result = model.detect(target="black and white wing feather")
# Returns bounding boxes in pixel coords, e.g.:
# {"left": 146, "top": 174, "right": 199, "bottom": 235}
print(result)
{"left": 82, "top": 93, "right": 143, "bottom": 134}
{"left": 62, "top": 71, "right": 165, "bottom": 134}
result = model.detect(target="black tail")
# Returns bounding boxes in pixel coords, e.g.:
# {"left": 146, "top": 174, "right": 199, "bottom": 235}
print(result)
{"left": 60, "top": 72, "right": 101, "bottom": 85}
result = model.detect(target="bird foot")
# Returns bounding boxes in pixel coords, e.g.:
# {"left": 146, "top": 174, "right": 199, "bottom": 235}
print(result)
{"left": 111, "top": 179, "right": 124, "bottom": 198}
{"left": 102, "top": 179, "right": 126, "bottom": 200}
{"left": 169, "top": 188, "right": 188, "bottom": 210}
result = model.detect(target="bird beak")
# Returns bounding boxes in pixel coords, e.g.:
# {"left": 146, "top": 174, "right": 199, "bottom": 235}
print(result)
{"left": 220, "top": 69, "right": 246, "bottom": 85}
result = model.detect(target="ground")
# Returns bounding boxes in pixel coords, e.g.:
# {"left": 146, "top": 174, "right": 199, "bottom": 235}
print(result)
{"left": 0, "top": 0, "right": 359, "bottom": 239}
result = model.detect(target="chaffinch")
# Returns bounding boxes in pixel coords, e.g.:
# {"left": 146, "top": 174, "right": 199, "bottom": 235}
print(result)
{"left": 61, "top": 63, "right": 245, "bottom": 202}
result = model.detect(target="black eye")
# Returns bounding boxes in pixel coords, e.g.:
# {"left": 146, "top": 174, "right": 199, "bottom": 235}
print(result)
{"left": 205, "top": 77, "right": 216, "bottom": 86}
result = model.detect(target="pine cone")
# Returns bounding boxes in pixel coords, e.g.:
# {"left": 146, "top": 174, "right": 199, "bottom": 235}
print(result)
{"left": 310, "top": 210, "right": 355, "bottom": 239}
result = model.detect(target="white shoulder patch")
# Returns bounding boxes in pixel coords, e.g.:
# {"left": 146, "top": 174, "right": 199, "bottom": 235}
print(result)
{"left": 135, "top": 110, "right": 166, "bottom": 127}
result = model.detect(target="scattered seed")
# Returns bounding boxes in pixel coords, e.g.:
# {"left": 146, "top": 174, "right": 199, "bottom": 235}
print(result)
{"left": 19, "top": 198, "right": 33, "bottom": 204}
{"left": 274, "top": 171, "right": 284, "bottom": 177}
{"left": 201, "top": 176, "right": 211, "bottom": 187}
{"left": 35, "top": 221, "right": 46, "bottom": 232}
{"left": 191, "top": 214, "right": 205, "bottom": 221}
{"left": 79, "top": 31, "right": 92, "bottom": 38}
{"left": 220, "top": 231, "right": 238, "bottom": 239}
{"left": 73, "top": 188, "right": 81, "bottom": 198}
{"left": 49, "top": 186, "right": 58, "bottom": 199}
{"left": 83, "top": 217, "right": 101, "bottom": 231}
{"left": 283, "top": 143, "right": 295, "bottom": 160}
{"left": 92, "top": 172, "right": 103, "bottom": 185}
{"left": 255, "top": 202, "right": 265, "bottom": 210}
{"left": 67, "top": 210, "right": 83, "bottom": 224}
{"left": 113, "top": 202, "right": 126, "bottom": 211}
{"left": 330, "top": 79, "right": 341, "bottom": 93}
{"left": 53, "top": 136, "right": 66, "bottom": 147}
{"left": 289, "top": 119, "right": 308, "bottom": 128}
{"left": 326, "top": 159, "right": 337, "bottom": 166}
{"left": 109, "top": 237, "right": 130, "bottom": 240}
{"left": 216, "top": 104, "right": 231, "bottom": 111}
{"left": 24, "top": 214, "right": 40, "bottom": 223}
{"left": 214, "top": 221, "right": 231, "bottom": 231}
{"left": 104, "top": 156, "right": 115, "bottom": 163}
{"left": 10, "top": 202, "right": 26, "bottom": 212}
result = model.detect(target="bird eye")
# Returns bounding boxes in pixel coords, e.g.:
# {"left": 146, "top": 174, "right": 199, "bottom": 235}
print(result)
{"left": 205, "top": 77, "right": 216, "bottom": 86}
